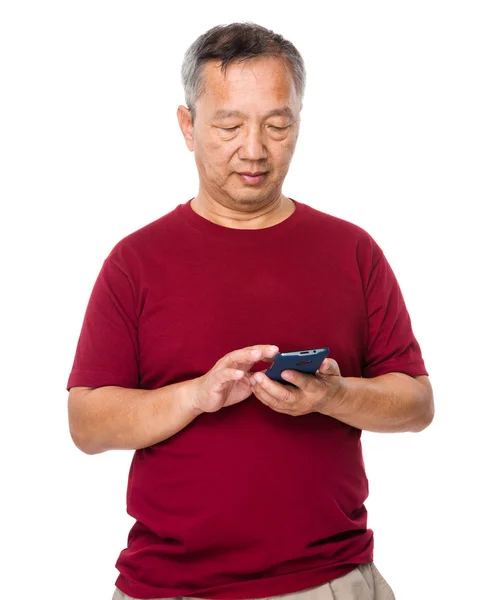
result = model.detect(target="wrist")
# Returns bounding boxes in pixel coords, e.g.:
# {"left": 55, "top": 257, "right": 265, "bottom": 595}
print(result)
{"left": 184, "top": 376, "right": 206, "bottom": 418}
{"left": 318, "top": 375, "right": 349, "bottom": 417}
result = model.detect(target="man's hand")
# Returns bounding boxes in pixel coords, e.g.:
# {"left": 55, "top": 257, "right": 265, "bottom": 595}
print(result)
{"left": 191, "top": 345, "right": 280, "bottom": 415}
{"left": 249, "top": 358, "right": 345, "bottom": 416}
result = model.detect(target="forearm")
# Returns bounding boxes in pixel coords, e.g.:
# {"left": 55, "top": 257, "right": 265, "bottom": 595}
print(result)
{"left": 321, "top": 373, "right": 434, "bottom": 433}
{"left": 69, "top": 379, "right": 200, "bottom": 454}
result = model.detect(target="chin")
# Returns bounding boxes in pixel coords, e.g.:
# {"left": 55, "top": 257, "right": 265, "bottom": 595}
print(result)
{"left": 226, "top": 187, "right": 278, "bottom": 207}
{"left": 234, "top": 196, "right": 267, "bottom": 205}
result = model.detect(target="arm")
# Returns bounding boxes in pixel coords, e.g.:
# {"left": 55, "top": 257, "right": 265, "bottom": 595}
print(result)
{"left": 250, "top": 361, "right": 434, "bottom": 433}
{"left": 321, "top": 373, "right": 434, "bottom": 433}
{"left": 68, "top": 345, "right": 279, "bottom": 455}
{"left": 67, "top": 255, "right": 281, "bottom": 454}
{"left": 250, "top": 241, "right": 433, "bottom": 429}
{"left": 68, "top": 380, "right": 199, "bottom": 455}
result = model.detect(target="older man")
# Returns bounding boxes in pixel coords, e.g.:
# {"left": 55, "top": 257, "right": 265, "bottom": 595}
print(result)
{"left": 68, "top": 22, "right": 433, "bottom": 600}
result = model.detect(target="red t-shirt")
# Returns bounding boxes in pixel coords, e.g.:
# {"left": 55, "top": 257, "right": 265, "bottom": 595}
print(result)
{"left": 67, "top": 199, "right": 427, "bottom": 599}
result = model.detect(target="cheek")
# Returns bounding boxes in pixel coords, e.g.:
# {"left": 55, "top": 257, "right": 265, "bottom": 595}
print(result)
{"left": 272, "top": 142, "right": 297, "bottom": 169}
{"left": 195, "top": 141, "right": 237, "bottom": 183}
{"left": 202, "top": 139, "right": 235, "bottom": 167}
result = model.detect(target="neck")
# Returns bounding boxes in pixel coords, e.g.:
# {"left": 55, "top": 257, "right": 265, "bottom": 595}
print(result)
{"left": 190, "top": 192, "right": 295, "bottom": 230}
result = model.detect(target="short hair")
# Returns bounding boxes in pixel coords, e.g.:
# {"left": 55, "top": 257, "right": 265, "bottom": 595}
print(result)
{"left": 181, "top": 22, "right": 306, "bottom": 120}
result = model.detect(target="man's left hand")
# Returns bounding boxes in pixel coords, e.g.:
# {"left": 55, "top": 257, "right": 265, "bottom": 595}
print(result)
{"left": 249, "top": 358, "right": 345, "bottom": 416}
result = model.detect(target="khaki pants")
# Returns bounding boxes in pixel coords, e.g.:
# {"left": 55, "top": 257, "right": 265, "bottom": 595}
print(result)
{"left": 112, "top": 563, "right": 395, "bottom": 600}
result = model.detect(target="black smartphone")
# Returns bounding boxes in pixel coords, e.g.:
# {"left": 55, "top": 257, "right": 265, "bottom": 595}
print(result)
{"left": 265, "top": 347, "right": 330, "bottom": 385}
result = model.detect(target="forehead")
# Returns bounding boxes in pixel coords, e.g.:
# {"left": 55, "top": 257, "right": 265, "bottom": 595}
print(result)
{"left": 198, "top": 57, "right": 299, "bottom": 116}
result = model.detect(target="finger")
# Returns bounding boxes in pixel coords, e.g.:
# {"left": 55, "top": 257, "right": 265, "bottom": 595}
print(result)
{"left": 212, "top": 368, "right": 244, "bottom": 392}
{"left": 251, "top": 372, "right": 292, "bottom": 403}
{"left": 258, "top": 355, "right": 278, "bottom": 364}
{"left": 316, "top": 358, "right": 341, "bottom": 377}
{"left": 280, "top": 369, "right": 317, "bottom": 390}
{"left": 225, "top": 345, "right": 279, "bottom": 368}
{"left": 251, "top": 377, "right": 284, "bottom": 409}
{"left": 260, "top": 344, "right": 280, "bottom": 358}
{"left": 251, "top": 382, "right": 276, "bottom": 408}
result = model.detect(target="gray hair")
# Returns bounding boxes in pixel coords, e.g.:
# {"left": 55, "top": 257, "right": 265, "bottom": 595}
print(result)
{"left": 181, "top": 22, "right": 306, "bottom": 120}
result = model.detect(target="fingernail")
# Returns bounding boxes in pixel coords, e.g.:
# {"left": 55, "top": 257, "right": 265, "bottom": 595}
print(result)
{"left": 249, "top": 376, "right": 256, "bottom": 386}
{"left": 254, "top": 373, "right": 264, "bottom": 383}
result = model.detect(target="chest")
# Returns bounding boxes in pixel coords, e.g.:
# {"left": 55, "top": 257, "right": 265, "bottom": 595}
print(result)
{"left": 136, "top": 244, "right": 367, "bottom": 387}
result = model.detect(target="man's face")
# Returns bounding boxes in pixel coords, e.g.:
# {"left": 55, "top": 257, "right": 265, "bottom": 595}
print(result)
{"left": 181, "top": 56, "right": 301, "bottom": 210}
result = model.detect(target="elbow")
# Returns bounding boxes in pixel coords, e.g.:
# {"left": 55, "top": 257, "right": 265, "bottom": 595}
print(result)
{"left": 68, "top": 422, "right": 106, "bottom": 455}
{"left": 410, "top": 378, "right": 435, "bottom": 432}
{"left": 68, "top": 387, "right": 107, "bottom": 455}
{"left": 70, "top": 433, "right": 103, "bottom": 456}
{"left": 410, "top": 402, "right": 434, "bottom": 432}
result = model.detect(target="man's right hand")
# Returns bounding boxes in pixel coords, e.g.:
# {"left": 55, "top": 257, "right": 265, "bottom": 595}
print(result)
{"left": 190, "top": 345, "right": 280, "bottom": 415}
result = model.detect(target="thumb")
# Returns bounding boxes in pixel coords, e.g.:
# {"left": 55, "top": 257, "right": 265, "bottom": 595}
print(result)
{"left": 212, "top": 367, "right": 244, "bottom": 392}
{"left": 318, "top": 358, "right": 340, "bottom": 377}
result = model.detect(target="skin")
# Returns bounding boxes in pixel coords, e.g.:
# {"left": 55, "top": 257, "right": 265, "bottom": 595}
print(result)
{"left": 68, "top": 345, "right": 279, "bottom": 454}
{"left": 248, "top": 359, "right": 434, "bottom": 433}
{"left": 68, "top": 56, "right": 433, "bottom": 454}
{"left": 177, "top": 56, "right": 300, "bottom": 230}
{"left": 180, "top": 56, "right": 434, "bottom": 433}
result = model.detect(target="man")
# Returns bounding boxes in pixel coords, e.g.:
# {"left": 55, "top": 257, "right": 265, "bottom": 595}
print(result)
{"left": 67, "top": 22, "right": 434, "bottom": 600}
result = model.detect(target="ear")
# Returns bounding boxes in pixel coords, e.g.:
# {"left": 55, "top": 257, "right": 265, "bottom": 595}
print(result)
{"left": 177, "top": 105, "right": 195, "bottom": 152}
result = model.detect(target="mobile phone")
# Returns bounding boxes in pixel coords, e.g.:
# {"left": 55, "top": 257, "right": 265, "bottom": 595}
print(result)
{"left": 265, "top": 347, "right": 330, "bottom": 385}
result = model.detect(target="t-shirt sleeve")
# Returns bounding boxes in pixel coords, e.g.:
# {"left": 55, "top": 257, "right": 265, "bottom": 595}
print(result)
{"left": 362, "top": 244, "right": 428, "bottom": 378}
{"left": 66, "top": 258, "right": 140, "bottom": 391}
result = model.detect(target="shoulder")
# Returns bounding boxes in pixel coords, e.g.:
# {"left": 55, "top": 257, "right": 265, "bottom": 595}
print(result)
{"left": 105, "top": 204, "right": 185, "bottom": 269}
{"left": 298, "top": 201, "right": 383, "bottom": 263}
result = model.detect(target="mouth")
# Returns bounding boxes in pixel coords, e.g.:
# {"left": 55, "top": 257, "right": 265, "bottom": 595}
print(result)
{"left": 237, "top": 172, "right": 268, "bottom": 185}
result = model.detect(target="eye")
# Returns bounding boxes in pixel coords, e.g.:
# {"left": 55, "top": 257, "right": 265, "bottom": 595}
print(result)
{"left": 218, "top": 126, "right": 240, "bottom": 132}
{"left": 269, "top": 125, "right": 290, "bottom": 132}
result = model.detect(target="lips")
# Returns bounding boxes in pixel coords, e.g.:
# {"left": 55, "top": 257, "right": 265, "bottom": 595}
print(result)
{"left": 237, "top": 171, "right": 268, "bottom": 185}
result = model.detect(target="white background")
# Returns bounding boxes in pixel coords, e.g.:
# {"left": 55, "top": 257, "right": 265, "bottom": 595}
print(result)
{"left": 1, "top": 1, "right": 498, "bottom": 599}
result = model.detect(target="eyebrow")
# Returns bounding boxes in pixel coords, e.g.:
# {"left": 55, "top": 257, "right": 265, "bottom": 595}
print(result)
{"left": 213, "top": 107, "right": 294, "bottom": 120}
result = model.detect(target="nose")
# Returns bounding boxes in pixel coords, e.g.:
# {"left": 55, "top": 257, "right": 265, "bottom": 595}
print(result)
{"left": 238, "top": 126, "right": 267, "bottom": 161}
